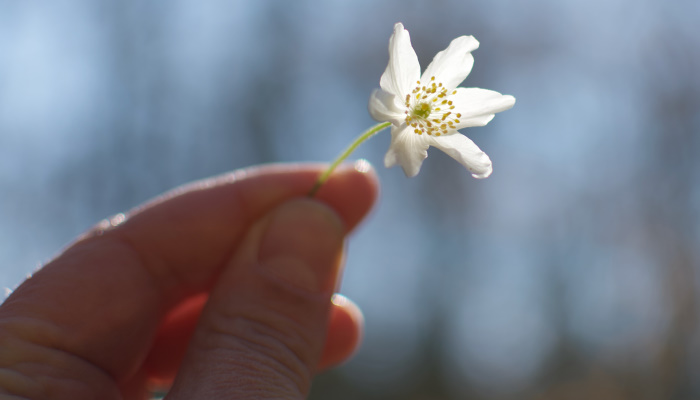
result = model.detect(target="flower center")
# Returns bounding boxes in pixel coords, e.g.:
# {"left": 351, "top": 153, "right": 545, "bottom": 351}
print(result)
{"left": 412, "top": 102, "right": 432, "bottom": 119}
{"left": 404, "top": 76, "right": 463, "bottom": 136}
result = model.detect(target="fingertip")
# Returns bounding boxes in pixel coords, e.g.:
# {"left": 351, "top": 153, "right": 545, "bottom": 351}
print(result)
{"left": 314, "top": 160, "right": 380, "bottom": 234}
{"left": 317, "top": 294, "right": 364, "bottom": 371}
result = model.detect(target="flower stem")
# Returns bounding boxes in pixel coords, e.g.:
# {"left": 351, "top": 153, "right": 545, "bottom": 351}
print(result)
{"left": 309, "top": 121, "right": 391, "bottom": 197}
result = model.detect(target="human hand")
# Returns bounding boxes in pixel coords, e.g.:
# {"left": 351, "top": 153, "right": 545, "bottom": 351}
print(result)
{"left": 0, "top": 163, "right": 378, "bottom": 399}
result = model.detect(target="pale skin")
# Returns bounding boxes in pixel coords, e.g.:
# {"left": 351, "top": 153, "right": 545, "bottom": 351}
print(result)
{"left": 0, "top": 163, "right": 378, "bottom": 399}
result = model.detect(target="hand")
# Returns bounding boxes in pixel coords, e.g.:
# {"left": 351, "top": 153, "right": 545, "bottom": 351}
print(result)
{"left": 0, "top": 163, "right": 378, "bottom": 399}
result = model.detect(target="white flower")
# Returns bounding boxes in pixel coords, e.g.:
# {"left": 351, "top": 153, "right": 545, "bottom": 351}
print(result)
{"left": 369, "top": 23, "right": 515, "bottom": 178}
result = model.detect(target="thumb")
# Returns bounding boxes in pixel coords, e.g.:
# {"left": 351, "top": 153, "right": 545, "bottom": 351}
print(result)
{"left": 166, "top": 198, "right": 347, "bottom": 399}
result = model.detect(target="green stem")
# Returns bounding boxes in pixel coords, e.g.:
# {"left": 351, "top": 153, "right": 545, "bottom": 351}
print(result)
{"left": 309, "top": 121, "right": 391, "bottom": 197}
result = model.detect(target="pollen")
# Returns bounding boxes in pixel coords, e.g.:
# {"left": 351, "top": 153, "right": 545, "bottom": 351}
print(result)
{"left": 404, "top": 78, "right": 461, "bottom": 136}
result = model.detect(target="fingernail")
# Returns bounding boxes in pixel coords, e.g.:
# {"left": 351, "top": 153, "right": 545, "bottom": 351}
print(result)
{"left": 259, "top": 199, "right": 345, "bottom": 293}
{"left": 353, "top": 159, "right": 372, "bottom": 174}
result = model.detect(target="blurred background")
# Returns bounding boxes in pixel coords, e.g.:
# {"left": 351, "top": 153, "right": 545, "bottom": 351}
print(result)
{"left": 1, "top": 0, "right": 699, "bottom": 398}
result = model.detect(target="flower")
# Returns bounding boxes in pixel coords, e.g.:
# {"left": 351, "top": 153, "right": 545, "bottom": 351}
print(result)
{"left": 368, "top": 23, "right": 515, "bottom": 178}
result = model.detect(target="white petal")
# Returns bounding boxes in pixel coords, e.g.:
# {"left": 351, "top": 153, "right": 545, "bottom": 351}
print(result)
{"left": 451, "top": 88, "right": 516, "bottom": 129}
{"left": 384, "top": 125, "right": 431, "bottom": 177}
{"left": 368, "top": 89, "right": 405, "bottom": 126}
{"left": 379, "top": 23, "right": 421, "bottom": 98}
{"left": 430, "top": 133, "right": 493, "bottom": 179}
{"left": 421, "top": 35, "right": 479, "bottom": 91}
